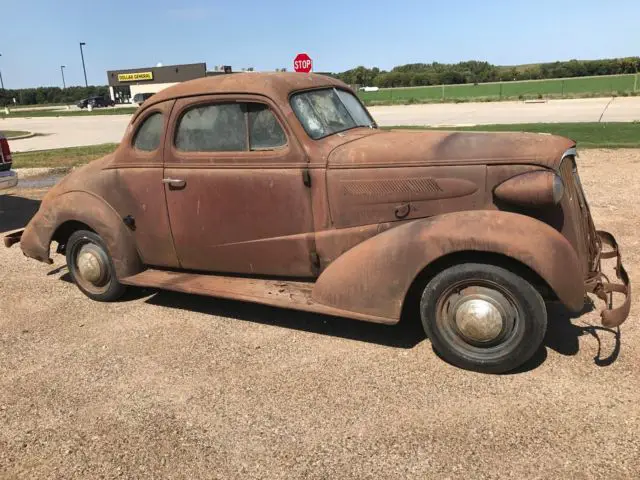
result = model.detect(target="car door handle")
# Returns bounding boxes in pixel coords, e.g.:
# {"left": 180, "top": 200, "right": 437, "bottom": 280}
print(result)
{"left": 162, "top": 178, "right": 186, "bottom": 189}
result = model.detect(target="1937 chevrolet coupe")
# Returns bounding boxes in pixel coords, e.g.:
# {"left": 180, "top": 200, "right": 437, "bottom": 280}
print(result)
{"left": 5, "top": 73, "right": 630, "bottom": 373}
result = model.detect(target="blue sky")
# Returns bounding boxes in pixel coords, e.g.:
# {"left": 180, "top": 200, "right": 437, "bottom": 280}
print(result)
{"left": 1, "top": 0, "right": 639, "bottom": 88}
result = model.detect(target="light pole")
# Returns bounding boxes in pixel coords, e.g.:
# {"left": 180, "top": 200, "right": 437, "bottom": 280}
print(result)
{"left": 0, "top": 53, "right": 4, "bottom": 89}
{"left": 60, "top": 65, "right": 66, "bottom": 89}
{"left": 79, "top": 42, "right": 88, "bottom": 87}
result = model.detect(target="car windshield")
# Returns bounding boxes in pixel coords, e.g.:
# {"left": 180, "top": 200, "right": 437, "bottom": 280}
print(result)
{"left": 290, "top": 88, "right": 375, "bottom": 139}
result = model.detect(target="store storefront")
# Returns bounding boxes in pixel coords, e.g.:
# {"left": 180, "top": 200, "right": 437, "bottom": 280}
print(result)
{"left": 106, "top": 63, "right": 207, "bottom": 104}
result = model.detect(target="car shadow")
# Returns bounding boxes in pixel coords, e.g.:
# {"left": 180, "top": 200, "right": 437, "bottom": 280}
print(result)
{"left": 543, "top": 300, "right": 621, "bottom": 367}
{"left": 0, "top": 194, "right": 41, "bottom": 233}
{"left": 53, "top": 268, "right": 155, "bottom": 302}
{"left": 50, "top": 271, "right": 623, "bottom": 370}
{"left": 508, "top": 300, "right": 621, "bottom": 373}
{"left": 146, "top": 290, "right": 427, "bottom": 349}
{"left": 143, "top": 289, "right": 622, "bottom": 367}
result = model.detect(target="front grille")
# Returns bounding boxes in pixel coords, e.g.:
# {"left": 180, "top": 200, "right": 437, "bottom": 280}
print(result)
{"left": 559, "top": 158, "right": 598, "bottom": 274}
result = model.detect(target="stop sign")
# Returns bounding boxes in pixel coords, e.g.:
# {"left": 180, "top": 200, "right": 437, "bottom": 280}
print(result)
{"left": 293, "top": 53, "right": 313, "bottom": 73}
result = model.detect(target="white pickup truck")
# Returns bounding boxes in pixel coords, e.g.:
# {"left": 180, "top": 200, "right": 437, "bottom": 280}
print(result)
{"left": 0, "top": 133, "right": 17, "bottom": 190}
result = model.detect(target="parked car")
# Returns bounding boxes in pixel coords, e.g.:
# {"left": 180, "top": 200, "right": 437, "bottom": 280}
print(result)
{"left": 88, "top": 96, "right": 115, "bottom": 108}
{"left": 132, "top": 93, "right": 154, "bottom": 106}
{"left": 5, "top": 73, "right": 630, "bottom": 373}
{"left": 77, "top": 96, "right": 114, "bottom": 109}
{"left": 0, "top": 133, "right": 17, "bottom": 190}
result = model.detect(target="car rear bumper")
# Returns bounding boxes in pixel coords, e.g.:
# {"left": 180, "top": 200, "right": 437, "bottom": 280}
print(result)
{"left": 585, "top": 230, "right": 631, "bottom": 328}
{"left": 0, "top": 170, "right": 18, "bottom": 190}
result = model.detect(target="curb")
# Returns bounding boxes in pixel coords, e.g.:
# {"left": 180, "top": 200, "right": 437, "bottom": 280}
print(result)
{"left": 6, "top": 132, "right": 36, "bottom": 141}
{"left": 14, "top": 167, "right": 72, "bottom": 179}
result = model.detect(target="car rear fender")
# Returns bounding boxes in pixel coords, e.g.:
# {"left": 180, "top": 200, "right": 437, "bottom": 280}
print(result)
{"left": 20, "top": 191, "right": 142, "bottom": 278}
{"left": 311, "top": 210, "right": 585, "bottom": 322}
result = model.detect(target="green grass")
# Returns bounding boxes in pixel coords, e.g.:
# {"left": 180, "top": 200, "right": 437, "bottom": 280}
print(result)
{"left": 10, "top": 122, "right": 640, "bottom": 169}
{"left": 10, "top": 103, "right": 70, "bottom": 109}
{"left": 359, "top": 74, "right": 640, "bottom": 105}
{"left": 12, "top": 143, "right": 118, "bottom": 168}
{"left": 0, "top": 107, "right": 137, "bottom": 118}
{"left": 3, "top": 130, "right": 31, "bottom": 139}
{"left": 387, "top": 122, "right": 640, "bottom": 149}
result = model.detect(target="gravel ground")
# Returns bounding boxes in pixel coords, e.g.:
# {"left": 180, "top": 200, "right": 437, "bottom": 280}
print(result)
{"left": 0, "top": 149, "right": 638, "bottom": 479}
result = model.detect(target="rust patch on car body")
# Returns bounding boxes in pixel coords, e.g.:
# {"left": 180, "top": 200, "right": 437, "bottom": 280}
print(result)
{"left": 312, "top": 210, "right": 586, "bottom": 321}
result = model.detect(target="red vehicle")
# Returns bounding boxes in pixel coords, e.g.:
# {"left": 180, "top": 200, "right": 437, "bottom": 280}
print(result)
{"left": 0, "top": 133, "right": 17, "bottom": 190}
{"left": 5, "top": 73, "right": 630, "bottom": 373}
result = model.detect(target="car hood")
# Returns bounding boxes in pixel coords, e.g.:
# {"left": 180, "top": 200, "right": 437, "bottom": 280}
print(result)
{"left": 328, "top": 129, "right": 575, "bottom": 169}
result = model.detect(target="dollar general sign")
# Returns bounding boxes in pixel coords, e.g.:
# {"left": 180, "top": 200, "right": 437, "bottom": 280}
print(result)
{"left": 117, "top": 72, "right": 154, "bottom": 82}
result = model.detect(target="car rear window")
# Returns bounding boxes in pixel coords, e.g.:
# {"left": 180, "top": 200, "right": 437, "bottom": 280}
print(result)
{"left": 133, "top": 112, "right": 163, "bottom": 151}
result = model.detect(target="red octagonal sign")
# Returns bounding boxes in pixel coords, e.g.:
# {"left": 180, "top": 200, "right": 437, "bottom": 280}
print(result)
{"left": 294, "top": 53, "right": 313, "bottom": 73}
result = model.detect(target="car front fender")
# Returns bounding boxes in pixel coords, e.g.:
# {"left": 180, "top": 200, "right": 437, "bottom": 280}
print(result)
{"left": 20, "top": 190, "right": 142, "bottom": 279}
{"left": 311, "top": 210, "right": 585, "bottom": 323}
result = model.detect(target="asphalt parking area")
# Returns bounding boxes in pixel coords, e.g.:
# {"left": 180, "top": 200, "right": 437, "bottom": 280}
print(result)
{"left": 1, "top": 149, "right": 638, "bottom": 479}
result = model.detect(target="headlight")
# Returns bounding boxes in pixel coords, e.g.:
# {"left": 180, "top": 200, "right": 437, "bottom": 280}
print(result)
{"left": 494, "top": 170, "right": 564, "bottom": 207}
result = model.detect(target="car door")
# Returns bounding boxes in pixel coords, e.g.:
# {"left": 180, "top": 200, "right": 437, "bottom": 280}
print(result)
{"left": 106, "top": 99, "right": 180, "bottom": 268}
{"left": 163, "top": 94, "right": 315, "bottom": 277}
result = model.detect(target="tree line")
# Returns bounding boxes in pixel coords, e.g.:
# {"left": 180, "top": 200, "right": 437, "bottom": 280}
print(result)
{"left": 335, "top": 57, "right": 640, "bottom": 88}
{"left": 0, "top": 86, "right": 109, "bottom": 106}
{"left": 2, "top": 57, "right": 639, "bottom": 105}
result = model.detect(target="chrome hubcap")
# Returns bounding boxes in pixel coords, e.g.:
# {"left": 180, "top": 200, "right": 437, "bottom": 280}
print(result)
{"left": 76, "top": 244, "right": 107, "bottom": 285}
{"left": 455, "top": 298, "right": 504, "bottom": 343}
{"left": 438, "top": 284, "right": 517, "bottom": 348}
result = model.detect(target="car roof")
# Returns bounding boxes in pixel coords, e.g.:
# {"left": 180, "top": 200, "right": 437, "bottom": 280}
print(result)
{"left": 139, "top": 72, "right": 347, "bottom": 114}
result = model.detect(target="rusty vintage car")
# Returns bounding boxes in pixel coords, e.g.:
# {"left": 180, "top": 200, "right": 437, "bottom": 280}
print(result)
{"left": 5, "top": 73, "right": 630, "bottom": 373}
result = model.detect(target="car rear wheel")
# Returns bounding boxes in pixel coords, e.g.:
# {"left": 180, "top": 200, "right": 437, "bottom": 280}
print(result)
{"left": 66, "top": 230, "right": 126, "bottom": 302}
{"left": 420, "top": 263, "right": 547, "bottom": 374}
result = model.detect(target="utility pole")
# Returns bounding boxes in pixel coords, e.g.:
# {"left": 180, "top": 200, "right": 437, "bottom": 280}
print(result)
{"left": 79, "top": 42, "right": 88, "bottom": 87}
{"left": 0, "top": 53, "right": 4, "bottom": 89}
{"left": 60, "top": 65, "right": 66, "bottom": 89}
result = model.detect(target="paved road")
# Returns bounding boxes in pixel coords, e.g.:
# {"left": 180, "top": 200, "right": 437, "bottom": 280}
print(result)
{"left": 4, "top": 115, "right": 131, "bottom": 152}
{"left": 0, "top": 149, "right": 638, "bottom": 478}
{"left": 4, "top": 96, "right": 640, "bottom": 152}
{"left": 372, "top": 96, "right": 640, "bottom": 127}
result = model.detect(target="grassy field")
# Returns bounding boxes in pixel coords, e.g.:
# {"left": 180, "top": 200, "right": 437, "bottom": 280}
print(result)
{"left": 3, "top": 130, "right": 31, "bottom": 139}
{"left": 388, "top": 122, "right": 640, "bottom": 149}
{"left": 11, "top": 122, "right": 639, "bottom": 170}
{"left": 10, "top": 103, "right": 69, "bottom": 109}
{"left": 0, "top": 107, "right": 137, "bottom": 118}
{"left": 359, "top": 74, "right": 640, "bottom": 105}
{"left": 12, "top": 144, "right": 119, "bottom": 168}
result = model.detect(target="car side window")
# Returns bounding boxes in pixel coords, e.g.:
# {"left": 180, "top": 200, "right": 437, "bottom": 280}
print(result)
{"left": 176, "top": 103, "right": 247, "bottom": 152}
{"left": 248, "top": 104, "right": 286, "bottom": 150}
{"left": 133, "top": 112, "right": 163, "bottom": 152}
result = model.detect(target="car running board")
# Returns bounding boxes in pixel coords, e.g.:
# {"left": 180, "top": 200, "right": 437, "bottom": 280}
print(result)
{"left": 120, "top": 269, "right": 396, "bottom": 325}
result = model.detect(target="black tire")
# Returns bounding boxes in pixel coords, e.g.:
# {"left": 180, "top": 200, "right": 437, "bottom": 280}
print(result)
{"left": 420, "top": 263, "right": 546, "bottom": 374}
{"left": 66, "top": 230, "right": 126, "bottom": 302}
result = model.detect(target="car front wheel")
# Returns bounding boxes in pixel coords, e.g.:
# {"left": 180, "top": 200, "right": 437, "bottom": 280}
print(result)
{"left": 420, "top": 263, "right": 547, "bottom": 374}
{"left": 66, "top": 230, "right": 126, "bottom": 302}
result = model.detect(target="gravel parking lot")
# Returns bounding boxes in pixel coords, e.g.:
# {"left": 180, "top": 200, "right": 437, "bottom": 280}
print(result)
{"left": 0, "top": 149, "right": 638, "bottom": 479}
